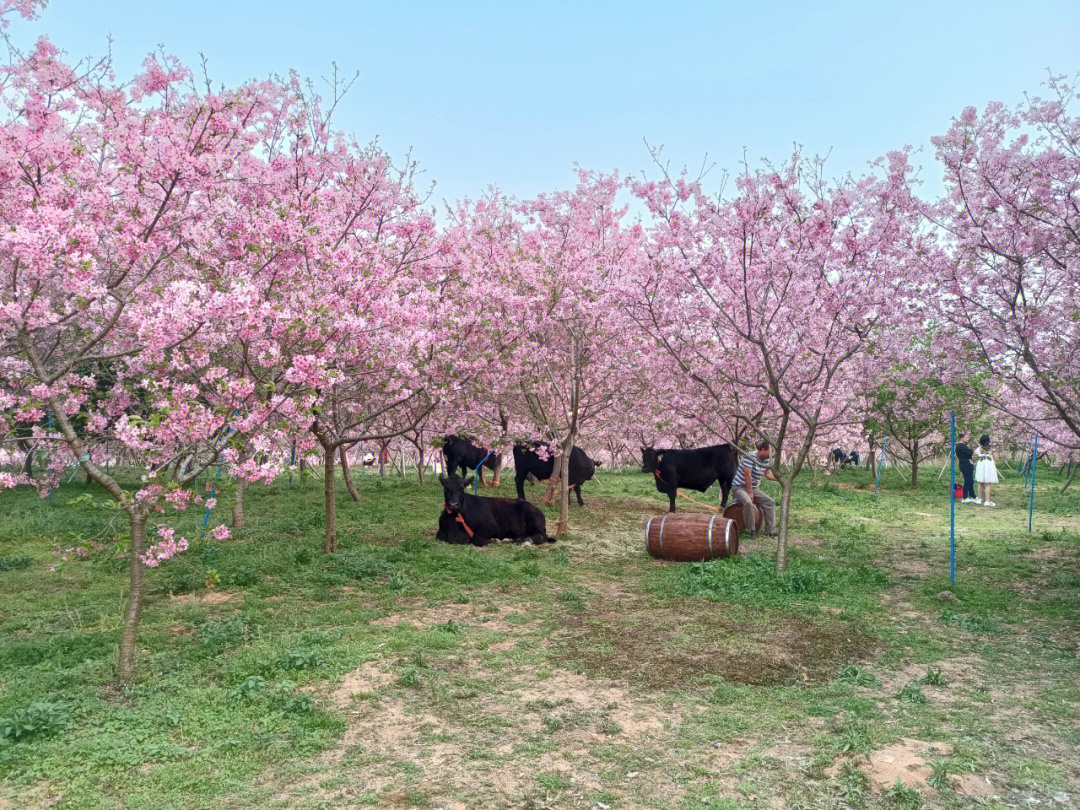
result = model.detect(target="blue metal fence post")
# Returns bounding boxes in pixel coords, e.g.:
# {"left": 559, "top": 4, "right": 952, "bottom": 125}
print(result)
{"left": 1028, "top": 434, "right": 1038, "bottom": 533}
{"left": 949, "top": 412, "right": 956, "bottom": 584}
{"left": 874, "top": 438, "right": 888, "bottom": 497}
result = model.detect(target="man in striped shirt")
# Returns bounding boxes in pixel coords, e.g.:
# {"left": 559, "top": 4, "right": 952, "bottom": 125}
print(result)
{"left": 732, "top": 439, "right": 777, "bottom": 536}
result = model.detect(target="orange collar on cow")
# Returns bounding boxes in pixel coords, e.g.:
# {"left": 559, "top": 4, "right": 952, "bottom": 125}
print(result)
{"left": 444, "top": 505, "right": 474, "bottom": 538}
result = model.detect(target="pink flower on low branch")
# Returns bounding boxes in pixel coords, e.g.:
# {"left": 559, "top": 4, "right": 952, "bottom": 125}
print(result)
{"left": 140, "top": 526, "right": 189, "bottom": 568}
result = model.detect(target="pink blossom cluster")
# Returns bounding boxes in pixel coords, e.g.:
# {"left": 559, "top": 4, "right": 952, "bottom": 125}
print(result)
{"left": 140, "top": 526, "right": 189, "bottom": 568}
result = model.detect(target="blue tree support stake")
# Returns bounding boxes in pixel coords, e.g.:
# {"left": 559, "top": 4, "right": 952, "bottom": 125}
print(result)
{"left": 200, "top": 464, "right": 224, "bottom": 538}
{"left": 874, "top": 438, "right": 888, "bottom": 497}
{"left": 1028, "top": 433, "right": 1038, "bottom": 533}
{"left": 46, "top": 411, "right": 55, "bottom": 503}
{"left": 949, "top": 411, "right": 956, "bottom": 584}
{"left": 472, "top": 450, "right": 493, "bottom": 495}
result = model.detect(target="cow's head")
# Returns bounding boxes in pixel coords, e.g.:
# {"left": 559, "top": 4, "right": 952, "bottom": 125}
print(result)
{"left": 582, "top": 453, "right": 600, "bottom": 481}
{"left": 439, "top": 473, "right": 473, "bottom": 511}
{"left": 641, "top": 446, "right": 659, "bottom": 473}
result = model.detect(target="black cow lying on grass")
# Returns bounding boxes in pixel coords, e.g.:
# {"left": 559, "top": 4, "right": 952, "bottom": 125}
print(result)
{"left": 437, "top": 474, "right": 553, "bottom": 547}
{"left": 513, "top": 442, "right": 600, "bottom": 506}
{"left": 442, "top": 435, "right": 499, "bottom": 484}
{"left": 641, "top": 443, "right": 739, "bottom": 512}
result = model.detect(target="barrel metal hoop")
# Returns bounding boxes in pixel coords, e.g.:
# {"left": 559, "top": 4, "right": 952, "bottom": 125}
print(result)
{"left": 707, "top": 514, "right": 716, "bottom": 557}
{"left": 723, "top": 519, "right": 732, "bottom": 553}
{"left": 658, "top": 513, "right": 669, "bottom": 557}
{"left": 645, "top": 516, "right": 654, "bottom": 550}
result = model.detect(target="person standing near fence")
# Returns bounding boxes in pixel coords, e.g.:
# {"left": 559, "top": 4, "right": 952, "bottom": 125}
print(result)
{"left": 975, "top": 434, "right": 999, "bottom": 506}
{"left": 956, "top": 431, "right": 976, "bottom": 502}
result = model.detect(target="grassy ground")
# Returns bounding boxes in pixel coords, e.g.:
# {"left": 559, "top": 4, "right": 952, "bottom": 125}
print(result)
{"left": 1, "top": 459, "right": 1078, "bottom": 809}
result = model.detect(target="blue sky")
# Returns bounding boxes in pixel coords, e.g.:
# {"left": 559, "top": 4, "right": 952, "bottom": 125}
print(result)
{"left": 14, "top": 1, "right": 1080, "bottom": 206}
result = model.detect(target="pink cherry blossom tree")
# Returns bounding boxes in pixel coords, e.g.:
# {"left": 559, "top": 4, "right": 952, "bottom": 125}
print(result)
{"left": 447, "top": 172, "right": 643, "bottom": 534}
{"left": 204, "top": 71, "right": 451, "bottom": 554}
{"left": 630, "top": 151, "right": 923, "bottom": 570}
{"left": 929, "top": 76, "right": 1080, "bottom": 454}
{"left": 0, "top": 24, "right": 298, "bottom": 677}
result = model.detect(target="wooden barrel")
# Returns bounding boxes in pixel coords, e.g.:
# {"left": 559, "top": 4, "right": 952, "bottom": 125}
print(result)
{"left": 645, "top": 513, "right": 739, "bottom": 562}
{"left": 723, "top": 503, "right": 762, "bottom": 535}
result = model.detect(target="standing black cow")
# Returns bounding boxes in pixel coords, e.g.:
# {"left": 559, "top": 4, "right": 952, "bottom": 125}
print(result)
{"left": 828, "top": 447, "right": 859, "bottom": 471}
{"left": 513, "top": 442, "right": 601, "bottom": 506}
{"left": 442, "top": 435, "right": 500, "bottom": 485}
{"left": 641, "top": 443, "right": 739, "bottom": 512}
{"left": 438, "top": 474, "right": 553, "bottom": 546}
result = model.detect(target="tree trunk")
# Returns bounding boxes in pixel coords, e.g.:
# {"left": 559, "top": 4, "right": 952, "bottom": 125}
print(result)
{"left": 232, "top": 476, "right": 248, "bottom": 530}
{"left": 776, "top": 479, "right": 793, "bottom": 573}
{"left": 490, "top": 452, "right": 504, "bottom": 488}
{"left": 117, "top": 509, "right": 147, "bottom": 681}
{"left": 541, "top": 465, "right": 559, "bottom": 507}
{"left": 911, "top": 440, "right": 919, "bottom": 489}
{"left": 21, "top": 442, "right": 33, "bottom": 477}
{"left": 324, "top": 447, "right": 337, "bottom": 553}
{"left": 1062, "top": 461, "right": 1077, "bottom": 494}
{"left": 340, "top": 445, "right": 360, "bottom": 502}
{"left": 412, "top": 440, "right": 426, "bottom": 486}
{"left": 557, "top": 447, "right": 571, "bottom": 536}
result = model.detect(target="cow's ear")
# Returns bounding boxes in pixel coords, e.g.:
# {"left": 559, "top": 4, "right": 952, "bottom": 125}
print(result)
{"left": 464, "top": 475, "right": 474, "bottom": 487}
{"left": 438, "top": 474, "right": 447, "bottom": 485}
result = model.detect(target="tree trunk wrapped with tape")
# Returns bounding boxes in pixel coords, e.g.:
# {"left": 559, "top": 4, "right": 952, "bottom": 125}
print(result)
{"left": 645, "top": 513, "right": 739, "bottom": 562}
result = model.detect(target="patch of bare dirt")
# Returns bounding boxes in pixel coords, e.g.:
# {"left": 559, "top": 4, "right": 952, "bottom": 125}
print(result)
{"left": 877, "top": 662, "right": 930, "bottom": 695}
{"left": 554, "top": 594, "right": 878, "bottom": 688}
{"left": 330, "top": 660, "right": 396, "bottom": 707}
{"left": 281, "top": 661, "right": 690, "bottom": 807}
{"left": 373, "top": 602, "right": 473, "bottom": 628}
{"left": 516, "top": 669, "right": 683, "bottom": 741}
{"left": 1028, "top": 546, "right": 1075, "bottom": 561}
{"left": 170, "top": 590, "right": 233, "bottom": 606}
{"left": 829, "top": 738, "right": 995, "bottom": 798}
{"left": 373, "top": 601, "right": 526, "bottom": 633}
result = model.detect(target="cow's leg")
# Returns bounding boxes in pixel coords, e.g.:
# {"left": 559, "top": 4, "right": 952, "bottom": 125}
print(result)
{"left": 668, "top": 489, "right": 677, "bottom": 512}
{"left": 719, "top": 481, "right": 731, "bottom": 507}
{"left": 574, "top": 483, "right": 583, "bottom": 507}
{"left": 515, "top": 471, "right": 527, "bottom": 501}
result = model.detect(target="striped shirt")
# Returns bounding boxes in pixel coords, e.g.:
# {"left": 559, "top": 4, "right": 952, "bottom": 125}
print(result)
{"left": 732, "top": 452, "right": 771, "bottom": 488}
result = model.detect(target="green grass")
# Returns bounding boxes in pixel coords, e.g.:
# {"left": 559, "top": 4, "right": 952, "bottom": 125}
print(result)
{"left": 1, "top": 460, "right": 1078, "bottom": 808}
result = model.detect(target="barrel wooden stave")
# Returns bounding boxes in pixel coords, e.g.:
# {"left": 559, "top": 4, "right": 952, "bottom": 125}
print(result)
{"left": 723, "top": 503, "right": 762, "bottom": 535}
{"left": 646, "top": 512, "right": 739, "bottom": 562}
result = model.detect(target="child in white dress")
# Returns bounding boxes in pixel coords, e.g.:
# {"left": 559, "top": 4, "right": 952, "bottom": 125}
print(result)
{"left": 974, "top": 434, "right": 999, "bottom": 506}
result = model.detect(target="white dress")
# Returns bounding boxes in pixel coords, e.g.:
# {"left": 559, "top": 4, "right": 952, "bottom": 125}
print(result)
{"left": 974, "top": 448, "right": 999, "bottom": 484}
